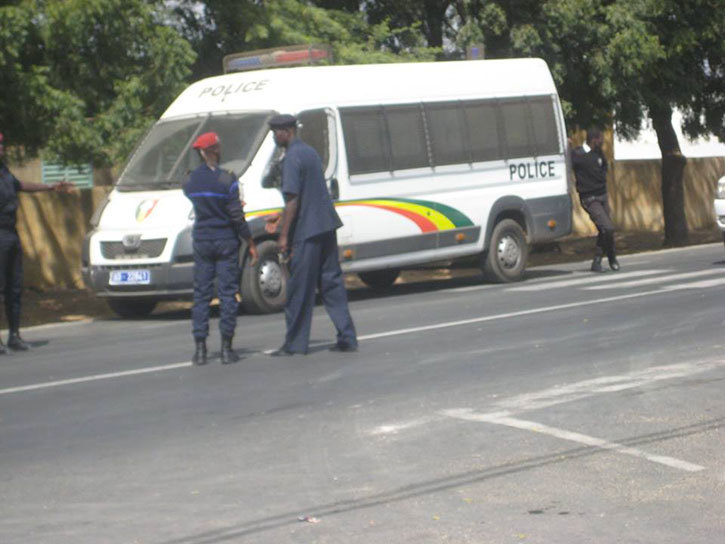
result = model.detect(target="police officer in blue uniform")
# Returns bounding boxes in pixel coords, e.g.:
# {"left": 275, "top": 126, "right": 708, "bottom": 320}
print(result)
{"left": 0, "top": 131, "right": 74, "bottom": 354}
{"left": 183, "top": 132, "right": 258, "bottom": 365}
{"left": 265, "top": 114, "right": 357, "bottom": 356}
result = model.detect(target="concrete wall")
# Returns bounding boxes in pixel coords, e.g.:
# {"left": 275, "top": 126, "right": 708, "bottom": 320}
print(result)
{"left": 9, "top": 151, "right": 725, "bottom": 289}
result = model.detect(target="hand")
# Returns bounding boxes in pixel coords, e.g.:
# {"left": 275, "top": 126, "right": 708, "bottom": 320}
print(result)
{"left": 264, "top": 212, "right": 281, "bottom": 234}
{"left": 247, "top": 241, "right": 259, "bottom": 266}
{"left": 277, "top": 234, "right": 289, "bottom": 262}
{"left": 52, "top": 180, "right": 76, "bottom": 193}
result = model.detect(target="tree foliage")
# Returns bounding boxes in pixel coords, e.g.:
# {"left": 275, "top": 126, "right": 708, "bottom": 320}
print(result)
{"left": 1, "top": 0, "right": 195, "bottom": 166}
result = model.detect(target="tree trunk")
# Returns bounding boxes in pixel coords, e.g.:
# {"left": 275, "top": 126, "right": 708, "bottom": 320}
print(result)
{"left": 649, "top": 103, "right": 688, "bottom": 247}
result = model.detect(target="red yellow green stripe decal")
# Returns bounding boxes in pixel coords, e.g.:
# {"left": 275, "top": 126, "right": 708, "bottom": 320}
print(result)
{"left": 335, "top": 198, "right": 473, "bottom": 233}
{"left": 245, "top": 198, "right": 473, "bottom": 233}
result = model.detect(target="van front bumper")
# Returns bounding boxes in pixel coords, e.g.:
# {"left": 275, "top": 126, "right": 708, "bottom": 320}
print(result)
{"left": 82, "top": 261, "right": 194, "bottom": 299}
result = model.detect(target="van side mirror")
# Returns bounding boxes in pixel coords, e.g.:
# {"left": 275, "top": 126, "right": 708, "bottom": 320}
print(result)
{"left": 262, "top": 159, "right": 282, "bottom": 189}
{"left": 328, "top": 178, "right": 339, "bottom": 200}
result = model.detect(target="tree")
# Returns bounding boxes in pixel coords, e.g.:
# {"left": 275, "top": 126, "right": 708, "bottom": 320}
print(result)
{"left": 0, "top": 0, "right": 195, "bottom": 166}
{"left": 171, "top": 0, "right": 438, "bottom": 81}
{"left": 451, "top": 0, "right": 725, "bottom": 247}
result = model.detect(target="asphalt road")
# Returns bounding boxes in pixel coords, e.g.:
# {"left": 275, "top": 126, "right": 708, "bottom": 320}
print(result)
{"left": 2, "top": 244, "right": 724, "bottom": 544}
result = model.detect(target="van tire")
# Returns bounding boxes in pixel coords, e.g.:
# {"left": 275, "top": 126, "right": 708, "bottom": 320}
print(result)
{"left": 241, "top": 240, "right": 286, "bottom": 314}
{"left": 358, "top": 269, "right": 400, "bottom": 289}
{"left": 107, "top": 299, "right": 157, "bottom": 319}
{"left": 482, "top": 219, "right": 528, "bottom": 283}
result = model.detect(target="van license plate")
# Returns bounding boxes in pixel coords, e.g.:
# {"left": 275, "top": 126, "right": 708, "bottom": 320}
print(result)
{"left": 109, "top": 270, "right": 151, "bottom": 286}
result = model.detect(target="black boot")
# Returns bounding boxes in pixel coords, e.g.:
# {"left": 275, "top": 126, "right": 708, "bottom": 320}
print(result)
{"left": 591, "top": 255, "right": 605, "bottom": 273}
{"left": 221, "top": 336, "right": 239, "bottom": 364}
{"left": 608, "top": 255, "right": 620, "bottom": 271}
{"left": 7, "top": 332, "right": 29, "bottom": 351}
{"left": 192, "top": 339, "right": 207, "bottom": 366}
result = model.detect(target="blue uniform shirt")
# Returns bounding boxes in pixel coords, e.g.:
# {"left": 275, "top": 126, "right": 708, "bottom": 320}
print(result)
{"left": 281, "top": 139, "right": 342, "bottom": 242}
{"left": 183, "top": 164, "right": 251, "bottom": 241}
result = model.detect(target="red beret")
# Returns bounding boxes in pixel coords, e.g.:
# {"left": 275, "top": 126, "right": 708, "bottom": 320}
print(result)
{"left": 192, "top": 132, "right": 220, "bottom": 149}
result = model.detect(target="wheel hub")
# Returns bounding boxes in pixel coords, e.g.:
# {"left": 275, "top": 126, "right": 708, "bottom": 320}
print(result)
{"left": 497, "top": 235, "right": 521, "bottom": 269}
{"left": 259, "top": 259, "right": 283, "bottom": 298}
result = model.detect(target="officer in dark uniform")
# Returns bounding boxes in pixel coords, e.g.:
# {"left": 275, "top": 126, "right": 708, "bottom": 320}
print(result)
{"left": 265, "top": 114, "right": 357, "bottom": 356}
{"left": 0, "top": 131, "right": 74, "bottom": 353}
{"left": 183, "top": 132, "right": 258, "bottom": 365}
{"left": 570, "top": 128, "right": 620, "bottom": 272}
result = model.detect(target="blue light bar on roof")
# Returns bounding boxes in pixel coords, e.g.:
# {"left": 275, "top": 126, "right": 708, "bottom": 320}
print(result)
{"left": 223, "top": 45, "right": 332, "bottom": 73}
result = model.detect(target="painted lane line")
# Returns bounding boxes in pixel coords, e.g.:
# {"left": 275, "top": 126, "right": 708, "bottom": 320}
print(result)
{"left": 585, "top": 268, "right": 723, "bottom": 290}
{"left": 358, "top": 288, "right": 671, "bottom": 341}
{"left": 0, "top": 362, "right": 192, "bottom": 396}
{"left": 507, "top": 269, "right": 669, "bottom": 292}
{"left": 491, "top": 360, "right": 725, "bottom": 414}
{"left": 665, "top": 277, "right": 725, "bottom": 290}
{"left": 442, "top": 409, "right": 705, "bottom": 472}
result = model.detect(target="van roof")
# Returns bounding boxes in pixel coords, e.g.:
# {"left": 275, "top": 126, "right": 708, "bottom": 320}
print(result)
{"left": 161, "top": 58, "right": 557, "bottom": 120}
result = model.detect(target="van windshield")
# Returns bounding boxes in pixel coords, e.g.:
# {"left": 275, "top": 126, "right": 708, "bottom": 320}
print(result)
{"left": 117, "top": 111, "right": 273, "bottom": 191}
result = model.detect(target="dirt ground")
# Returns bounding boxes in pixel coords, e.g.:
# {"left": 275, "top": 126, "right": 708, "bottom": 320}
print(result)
{"left": 17, "top": 229, "right": 725, "bottom": 329}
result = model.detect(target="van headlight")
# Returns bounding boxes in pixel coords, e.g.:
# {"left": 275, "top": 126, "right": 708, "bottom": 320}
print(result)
{"left": 718, "top": 177, "right": 725, "bottom": 199}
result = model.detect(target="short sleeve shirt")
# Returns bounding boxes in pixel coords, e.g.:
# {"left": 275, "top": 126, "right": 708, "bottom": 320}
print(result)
{"left": 281, "top": 139, "right": 342, "bottom": 242}
{"left": 0, "top": 164, "right": 21, "bottom": 230}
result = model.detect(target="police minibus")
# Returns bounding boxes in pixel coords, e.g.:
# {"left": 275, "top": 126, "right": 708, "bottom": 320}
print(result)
{"left": 82, "top": 50, "right": 572, "bottom": 317}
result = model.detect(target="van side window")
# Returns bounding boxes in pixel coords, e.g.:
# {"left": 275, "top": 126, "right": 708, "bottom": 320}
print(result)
{"left": 528, "top": 96, "right": 559, "bottom": 155}
{"left": 463, "top": 101, "right": 501, "bottom": 162}
{"left": 297, "top": 109, "right": 330, "bottom": 172}
{"left": 424, "top": 103, "right": 469, "bottom": 166}
{"left": 499, "top": 99, "right": 532, "bottom": 159}
{"left": 340, "top": 107, "right": 391, "bottom": 175}
{"left": 383, "top": 105, "right": 430, "bottom": 171}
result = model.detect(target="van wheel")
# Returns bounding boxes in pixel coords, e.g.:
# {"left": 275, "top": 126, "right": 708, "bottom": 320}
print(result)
{"left": 107, "top": 299, "right": 157, "bottom": 319}
{"left": 241, "top": 240, "right": 286, "bottom": 314}
{"left": 358, "top": 269, "right": 400, "bottom": 289}
{"left": 482, "top": 219, "right": 528, "bottom": 283}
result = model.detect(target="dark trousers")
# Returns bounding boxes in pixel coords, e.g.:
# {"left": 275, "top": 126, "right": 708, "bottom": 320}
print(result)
{"left": 192, "top": 238, "right": 240, "bottom": 340}
{"left": 0, "top": 231, "right": 22, "bottom": 333}
{"left": 580, "top": 194, "right": 616, "bottom": 258}
{"left": 284, "top": 231, "right": 357, "bottom": 354}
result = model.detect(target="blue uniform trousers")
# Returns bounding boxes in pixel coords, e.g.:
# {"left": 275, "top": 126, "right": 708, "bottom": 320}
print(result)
{"left": 0, "top": 230, "right": 22, "bottom": 332}
{"left": 192, "top": 238, "right": 240, "bottom": 340}
{"left": 284, "top": 231, "right": 357, "bottom": 354}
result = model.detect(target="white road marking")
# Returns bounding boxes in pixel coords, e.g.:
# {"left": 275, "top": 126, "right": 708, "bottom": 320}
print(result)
{"left": 442, "top": 409, "right": 705, "bottom": 472}
{"left": 585, "top": 268, "right": 723, "bottom": 290}
{"left": 358, "top": 287, "right": 669, "bottom": 341}
{"left": 665, "top": 277, "right": 725, "bottom": 290}
{"left": 507, "top": 269, "right": 669, "bottom": 292}
{"left": 0, "top": 362, "right": 192, "bottom": 396}
{"left": 490, "top": 360, "right": 725, "bottom": 413}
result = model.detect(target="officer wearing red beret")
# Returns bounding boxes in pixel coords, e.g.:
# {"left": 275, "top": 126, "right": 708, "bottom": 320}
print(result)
{"left": 0, "top": 132, "right": 74, "bottom": 353}
{"left": 183, "top": 132, "right": 258, "bottom": 365}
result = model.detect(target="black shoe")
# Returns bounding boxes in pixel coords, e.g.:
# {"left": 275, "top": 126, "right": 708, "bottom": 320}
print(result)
{"left": 7, "top": 333, "right": 29, "bottom": 351}
{"left": 608, "top": 256, "right": 620, "bottom": 271}
{"left": 269, "top": 346, "right": 296, "bottom": 357}
{"left": 221, "top": 336, "right": 240, "bottom": 364}
{"left": 591, "top": 255, "right": 605, "bottom": 273}
{"left": 192, "top": 339, "right": 207, "bottom": 366}
{"left": 329, "top": 342, "right": 358, "bottom": 353}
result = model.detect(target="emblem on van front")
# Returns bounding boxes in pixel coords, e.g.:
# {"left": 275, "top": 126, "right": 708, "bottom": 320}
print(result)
{"left": 122, "top": 234, "right": 142, "bottom": 251}
{"left": 136, "top": 199, "right": 159, "bottom": 222}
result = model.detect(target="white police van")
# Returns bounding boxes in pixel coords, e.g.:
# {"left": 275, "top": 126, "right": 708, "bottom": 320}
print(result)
{"left": 82, "top": 48, "right": 572, "bottom": 317}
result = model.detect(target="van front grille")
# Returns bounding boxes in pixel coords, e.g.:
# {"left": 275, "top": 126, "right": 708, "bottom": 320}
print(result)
{"left": 101, "top": 239, "right": 167, "bottom": 260}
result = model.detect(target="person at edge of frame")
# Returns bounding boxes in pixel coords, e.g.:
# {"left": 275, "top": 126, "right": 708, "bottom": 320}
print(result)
{"left": 263, "top": 114, "right": 358, "bottom": 356}
{"left": 0, "top": 131, "right": 75, "bottom": 353}
{"left": 569, "top": 127, "right": 620, "bottom": 272}
{"left": 182, "top": 131, "right": 258, "bottom": 366}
